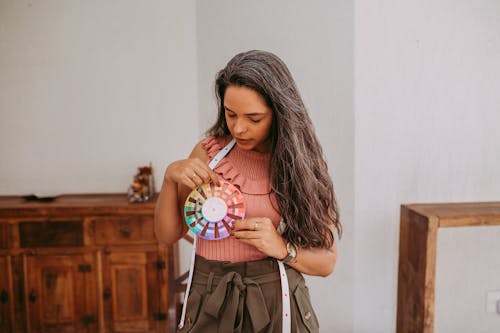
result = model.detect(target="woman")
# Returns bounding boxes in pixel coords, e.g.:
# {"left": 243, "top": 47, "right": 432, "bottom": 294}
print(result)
{"left": 155, "top": 50, "right": 341, "bottom": 333}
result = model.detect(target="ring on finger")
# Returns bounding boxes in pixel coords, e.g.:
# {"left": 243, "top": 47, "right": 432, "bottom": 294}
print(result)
{"left": 254, "top": 221, "right": 259, "bottom": 231}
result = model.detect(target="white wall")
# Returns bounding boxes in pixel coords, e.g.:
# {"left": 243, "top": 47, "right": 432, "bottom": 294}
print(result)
{"left": 196, "top": 1, "right": 354, "bottom": 332}
{"left": 436, "top": 226, "right": 500, "bottom": 333}
{"left": 354, "top": 0, "right": 500, "bottom": 332}
{"left": 0, "top": 0, "right": 199, "bottom": 195}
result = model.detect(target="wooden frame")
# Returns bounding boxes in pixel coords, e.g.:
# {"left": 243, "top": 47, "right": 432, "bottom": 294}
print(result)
{"left": 396, "top": 202, "right": 500, "bottom": 333}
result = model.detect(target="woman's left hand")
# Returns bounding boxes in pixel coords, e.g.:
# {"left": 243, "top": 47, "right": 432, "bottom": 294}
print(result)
{"left": 232, "top": 217, "right": 287, "bottom": 259}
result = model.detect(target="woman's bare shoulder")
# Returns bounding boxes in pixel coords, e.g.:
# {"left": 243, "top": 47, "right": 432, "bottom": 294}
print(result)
{"left": 189, "top": 135, "right": 231, "bottom": 163}
{"left": 189, "top": 139, "right": 211, "bottom": 163}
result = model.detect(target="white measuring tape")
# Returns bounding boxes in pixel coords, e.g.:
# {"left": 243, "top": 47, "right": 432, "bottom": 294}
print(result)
{"left": 178, "top": 138, "right": 291, "bottom": 333}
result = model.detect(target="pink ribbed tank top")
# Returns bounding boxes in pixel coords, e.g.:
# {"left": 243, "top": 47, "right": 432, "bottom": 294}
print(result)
{"left": 196, "top": 136, "right": 282, "bottom": 262}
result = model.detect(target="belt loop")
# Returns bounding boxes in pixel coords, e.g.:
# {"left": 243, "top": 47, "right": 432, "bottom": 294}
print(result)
{"left": 207, "top": 272, "right": 215, "bottom": 293}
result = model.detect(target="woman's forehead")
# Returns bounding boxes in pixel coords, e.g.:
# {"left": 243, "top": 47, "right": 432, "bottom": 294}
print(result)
{"left": 224, "top": 86, "right": 271, "bottom": 115}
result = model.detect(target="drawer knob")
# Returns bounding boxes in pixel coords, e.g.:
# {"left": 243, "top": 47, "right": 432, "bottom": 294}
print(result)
{"left": 103, "top": 287, "right": 112, "bottom": 300}
{"left": 82, "top": 315, "right": 96, "bottom": 325}
{"left": 120, "top": 227, "right": 132, "bottom": 237}
{"left": 29, "top": 289, "right": 37, "bottom": 302}
{"left": 0, "top": 290, "right": 8, "bottom": 304}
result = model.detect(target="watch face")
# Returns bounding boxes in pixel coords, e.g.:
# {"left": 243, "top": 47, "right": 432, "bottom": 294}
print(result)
{"left": 280, "top": 242, "right": 298, "bottom": 263}
{"left": 286, "top": 242, "right": 297, "bottom": 258}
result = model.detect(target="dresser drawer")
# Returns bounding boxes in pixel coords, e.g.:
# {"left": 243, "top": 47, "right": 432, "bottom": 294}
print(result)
{"left": 19, "top": 221, "right": 84, "bottom": 248}
{"left": 92, "top": 216, "right": 155, "bottom": 245}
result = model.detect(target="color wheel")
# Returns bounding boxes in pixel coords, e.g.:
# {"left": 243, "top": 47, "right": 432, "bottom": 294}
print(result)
{"left": 184, "top": 180, "right": 245, "bottom": 240}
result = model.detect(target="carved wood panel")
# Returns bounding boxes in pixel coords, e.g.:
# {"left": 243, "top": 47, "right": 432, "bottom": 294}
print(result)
{"left": 101, "top": 250, "right": 166, "bottom": 333}
{"left": 24, "top": 253, "right": 97, "bottom": 333}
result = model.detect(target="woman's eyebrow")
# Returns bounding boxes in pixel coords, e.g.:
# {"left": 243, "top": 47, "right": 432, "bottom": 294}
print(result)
{"left": 224, "top": 106, "right": 267, "bottom": 116}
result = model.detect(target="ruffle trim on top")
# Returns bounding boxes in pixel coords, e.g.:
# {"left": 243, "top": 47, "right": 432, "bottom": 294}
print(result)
{"left": 201, "top": 136, "right": 272, "bottom": 195}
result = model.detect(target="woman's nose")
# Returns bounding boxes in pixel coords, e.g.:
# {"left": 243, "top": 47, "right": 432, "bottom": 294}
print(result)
{"left": 233, "top": 119, "right": 247, "bottom": 134}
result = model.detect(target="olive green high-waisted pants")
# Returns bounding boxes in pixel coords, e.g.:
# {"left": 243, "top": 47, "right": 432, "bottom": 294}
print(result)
{"left": 177, "top": 255, "right": 319, "bottom": 333}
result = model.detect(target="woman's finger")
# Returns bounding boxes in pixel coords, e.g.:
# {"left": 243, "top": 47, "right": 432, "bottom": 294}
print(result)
{"left": 235, "top": 237, "right": 258, "bottom": 247}
{"left": 182, "top": 175, "right": 198, "bottom": 190}
{"left": 233, "top": 218, "right": 253, "bottom": 231}
{"left": 193, "top": 159, "right": 220, "bottom": 185}
{"left": 190, "top": 165, "right": 210, "bottom": 184}
{"left": 233, "top": 218, "right": 270, "bottom": 231}
{"left": 190, "top": 172, "right": 203, "bottom": 187}
{"left": 209, "top": 170, "right": 220, "bottom": 186}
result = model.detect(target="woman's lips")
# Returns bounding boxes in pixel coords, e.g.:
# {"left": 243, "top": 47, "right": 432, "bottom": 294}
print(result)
{"left": 236, "top": 138, "right": 251, "bottom": 143}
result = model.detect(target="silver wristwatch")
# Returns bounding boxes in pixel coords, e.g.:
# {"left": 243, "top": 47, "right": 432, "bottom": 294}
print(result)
{"left": 279, "top": 242, "right": 297, "bottom": 264}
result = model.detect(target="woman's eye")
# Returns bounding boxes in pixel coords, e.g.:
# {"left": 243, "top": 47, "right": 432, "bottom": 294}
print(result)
{"left": 250, "top": 119, "right": 261, "bottom": 123}
{"left": 226, "top": 113, "right": 236, "bottom": 118}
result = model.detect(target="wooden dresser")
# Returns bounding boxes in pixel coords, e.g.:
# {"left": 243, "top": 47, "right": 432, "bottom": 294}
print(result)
{"left": 0, "top": 193, "right": 179, "bottom": 333}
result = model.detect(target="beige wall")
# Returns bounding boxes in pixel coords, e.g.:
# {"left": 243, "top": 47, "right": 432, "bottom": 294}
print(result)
{"left": 0, "top": 0, "right": 199, "bottom": 196}
{"left": 354, "top": 0, "right": 500, "bottom": 332}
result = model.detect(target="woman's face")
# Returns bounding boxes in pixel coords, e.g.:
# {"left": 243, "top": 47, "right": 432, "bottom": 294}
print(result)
{"left": 223, "top": 85, "right": 273, "bottom": 153}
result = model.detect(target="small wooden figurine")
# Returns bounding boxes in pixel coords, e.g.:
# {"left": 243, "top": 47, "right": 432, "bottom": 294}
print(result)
{"left": 127, "top": 163, "right": 156, "bottom": 202}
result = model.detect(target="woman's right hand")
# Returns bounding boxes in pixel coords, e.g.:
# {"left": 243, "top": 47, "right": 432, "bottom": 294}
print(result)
{"left": 164, "top": 158, "right": 219, "bottom": 189}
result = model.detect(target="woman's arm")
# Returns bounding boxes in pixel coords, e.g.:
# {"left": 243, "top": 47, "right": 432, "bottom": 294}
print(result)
{"left": 284, "top": 242, "right": 337, "bottom": 277}
{"left": 154, "top": 141, "right": 219, "bottom": 244}
{"left": 232, "top": 218, "right": 338, "bottom": 277}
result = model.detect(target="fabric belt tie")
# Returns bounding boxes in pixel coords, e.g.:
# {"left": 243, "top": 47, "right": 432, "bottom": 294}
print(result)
{"left": 204, "top": 271, "right": 271, "bottom": 333}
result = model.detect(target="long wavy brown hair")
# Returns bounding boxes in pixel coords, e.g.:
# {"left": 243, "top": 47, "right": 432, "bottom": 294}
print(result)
{"left": 207, "top": 50, "right": 341, "bottom": 249}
